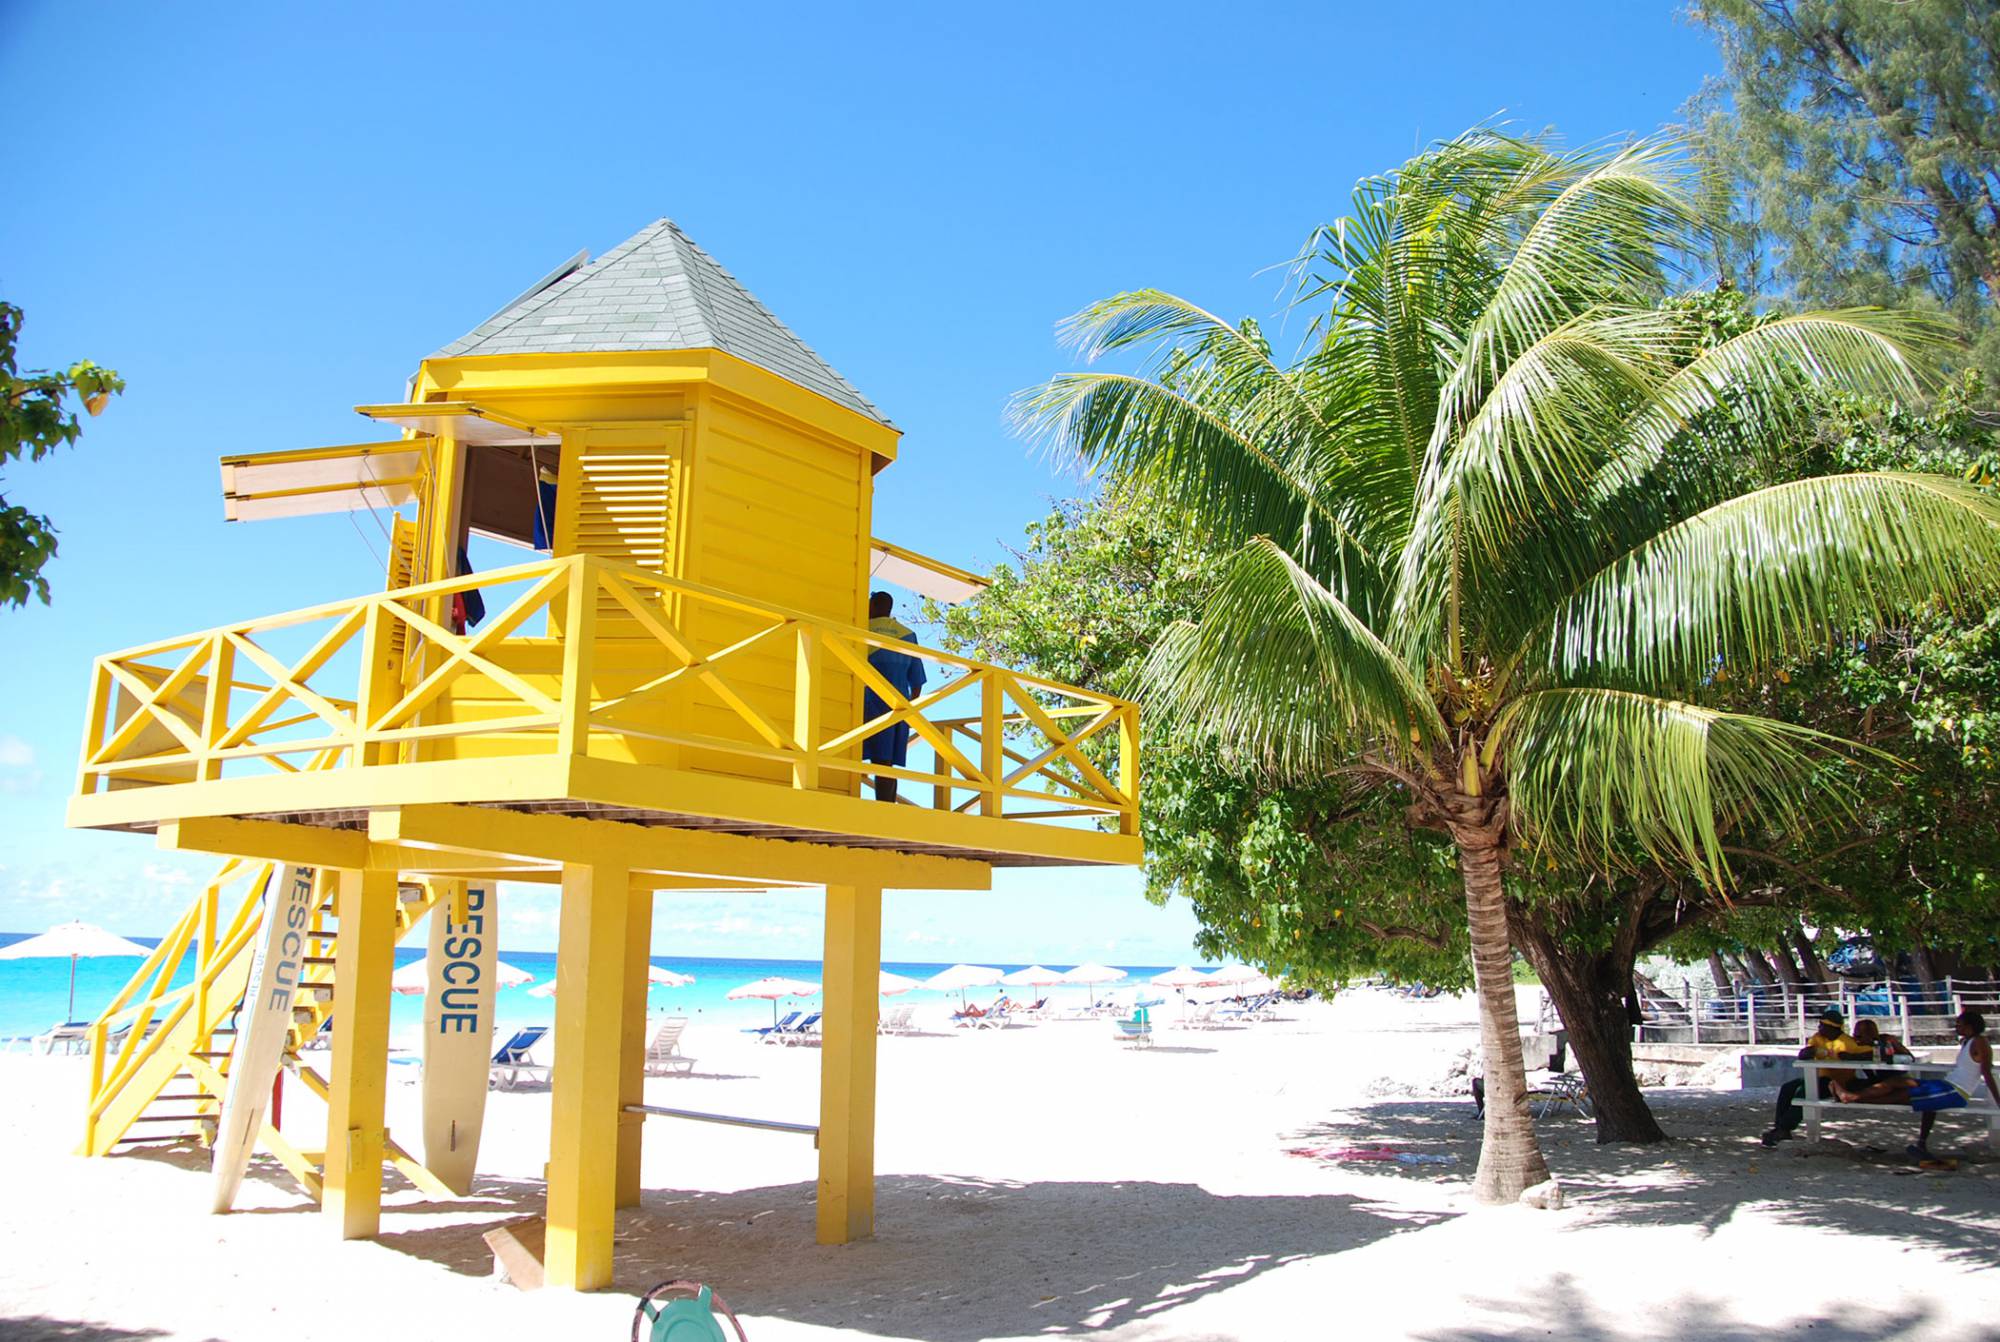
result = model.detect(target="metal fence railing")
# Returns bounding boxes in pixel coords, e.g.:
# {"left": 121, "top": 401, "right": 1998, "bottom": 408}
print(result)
{"left": 1629, "top": 978, "right": 2000, "bottom": 1047}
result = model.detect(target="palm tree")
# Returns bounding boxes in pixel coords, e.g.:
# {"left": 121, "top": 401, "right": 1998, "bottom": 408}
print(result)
{"left": 1015, "top": 132, "right": 2000, "bottom": 1203}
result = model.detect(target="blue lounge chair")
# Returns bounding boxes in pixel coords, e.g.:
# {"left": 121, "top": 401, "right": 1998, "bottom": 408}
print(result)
{"left": 1115, "top": 1007, "right": 1153, "bottom": 1048}
{"left": 489, "top": 1025, "right": 550, "bottom": 1089}
{"left": 746, "top": 1011, "right": 803, "bottom": 1040}
{"left": 773, "top": 1011, "right": 822, "bottom": 1045}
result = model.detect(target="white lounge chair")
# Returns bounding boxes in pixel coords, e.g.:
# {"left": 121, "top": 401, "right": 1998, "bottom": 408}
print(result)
{"left": 642, "top": 1016, "right": 695, "bottom": 1076}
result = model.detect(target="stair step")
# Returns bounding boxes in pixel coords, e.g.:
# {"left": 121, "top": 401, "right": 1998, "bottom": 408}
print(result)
{"left": 114, "top": 1133, "right": 203, "bottom": 1145}
{"left": 190, "top": 1051, "right": 232, "bottom": 1059}
{"left": 132, "top": 1113, "right": 214, "bottom": 1123}
{"left": 303, "top": 956, "right": 336, "bottom": 966}
{"left": 156, "top": 1093, "right": 217, "bottom": 1103}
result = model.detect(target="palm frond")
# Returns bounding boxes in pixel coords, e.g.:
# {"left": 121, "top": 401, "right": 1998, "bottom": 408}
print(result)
{"left": 1494, "top": 687, "right": 1879, "bottom": 886}
{"left": 1538, "top": 473, "right": 2000, "bottom": 690}
{"left": 1589, "top": 309, "right": 1951, "bottom": 502}
{"left": 1142, "top": 537, "right": 1446, "bottom": 781}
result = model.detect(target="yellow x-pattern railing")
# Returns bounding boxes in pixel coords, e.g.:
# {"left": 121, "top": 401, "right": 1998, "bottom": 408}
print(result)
{"left": 75, "top": 555, "right": 1140, "bottom": 834}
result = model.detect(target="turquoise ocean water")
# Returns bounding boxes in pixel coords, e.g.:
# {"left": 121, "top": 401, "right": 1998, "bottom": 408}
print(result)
{"left": 0, "top": 931, "right": 1178, "bottom": 1043}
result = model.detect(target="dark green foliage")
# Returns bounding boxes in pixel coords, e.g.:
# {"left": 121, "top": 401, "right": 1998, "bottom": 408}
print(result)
{"left": 0, "top": 301, "right": 124, "bottom": 607}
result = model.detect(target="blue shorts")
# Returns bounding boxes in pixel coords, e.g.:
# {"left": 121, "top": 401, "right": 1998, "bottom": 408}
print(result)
{"left": 1909, "top": 1079, "right": 1967, "bottom": 1113}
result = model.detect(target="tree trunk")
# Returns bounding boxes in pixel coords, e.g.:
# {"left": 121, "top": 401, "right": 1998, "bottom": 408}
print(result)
{"left": 1787, "top": 925, "right": 1831, "bottom": 986}
{"left": 1764, "top": 947, "right": 1801, "bottom": 990}
{"left": 1514, "top": 921, "right": 1668, "bottom": 1144}
{"left": 1707, "top": 952, "right": 1732, "bottom": 994}
{"left": 1454, "top": 832, "right": 1551, "bottom": 1203}
{"left": 1733, "top": 950, "right": 1774, "bottom": 987}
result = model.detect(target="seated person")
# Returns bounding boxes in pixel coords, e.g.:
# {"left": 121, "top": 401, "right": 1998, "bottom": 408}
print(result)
{"left": 1761, "top": 1006, "right": 1873, "bottom": 1146}
{"left": 1830, "top": 1018, "right": 1917, "bottom": 1103}
{"left": 1909, "top": 1010, "right": 2000, "bottom": 1159}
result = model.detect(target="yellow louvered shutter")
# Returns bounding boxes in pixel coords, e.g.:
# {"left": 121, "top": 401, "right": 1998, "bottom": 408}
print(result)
{"left": 382, "top": 514, "right": 420, "bottom": 676}
{"left": 554, "top": 424, "right": 684, "bottom": 632}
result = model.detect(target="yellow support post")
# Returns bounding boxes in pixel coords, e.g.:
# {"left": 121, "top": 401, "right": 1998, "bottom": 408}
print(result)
{"left": 545, "top": 861, "right": 632, "bottom": 1291}
{"left": 616, "top": 875, "right": 654, "bottom": 1209}
{"left": 323, "top": 868, "right": 396, "bottom": 1241}
{"left": 816, "top": 880, "right": 882, "bottom": 1245}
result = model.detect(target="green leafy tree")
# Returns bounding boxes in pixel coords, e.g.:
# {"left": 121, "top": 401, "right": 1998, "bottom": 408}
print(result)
{"left": 1687, "top": 1, "right": 2000, "bottom": 382}
{"left": 1013, "top": 131, "right": 2000, "bottom": 1202}
{"left": 1, "top": 301, "right": 123, "bottom": 606}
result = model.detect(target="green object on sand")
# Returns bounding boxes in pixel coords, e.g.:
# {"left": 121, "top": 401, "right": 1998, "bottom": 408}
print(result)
{"left": 634, "top": 1281, "right": 748, "bottom": 1342}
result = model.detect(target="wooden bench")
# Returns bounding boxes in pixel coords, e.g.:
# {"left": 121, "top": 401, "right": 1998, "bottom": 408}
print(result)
{"left": 1797, "top": 1059, "right": 2000, "bottom": 1151}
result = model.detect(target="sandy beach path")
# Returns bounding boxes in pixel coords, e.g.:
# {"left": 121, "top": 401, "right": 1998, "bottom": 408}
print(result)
{"left": 2, "top": 991, "right": 1997, "bottom": 1341}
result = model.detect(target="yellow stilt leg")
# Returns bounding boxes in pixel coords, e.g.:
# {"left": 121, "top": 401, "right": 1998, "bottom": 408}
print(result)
{"left": 816, "top": 880, "right": 881, "bottom": 1245}
{"left": 616, "top": 877, "right": 654, "bottom": 1209}
{"left": 545, "top": 862, "right": 631, "bottom": 1291}
{"left": 324, "top": 868, "right": 395, "bottom": 1240}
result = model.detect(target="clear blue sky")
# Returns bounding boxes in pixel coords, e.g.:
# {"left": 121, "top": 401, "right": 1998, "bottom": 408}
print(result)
{"left": 0, "top": 2, "right": 1721, "bottom": 960}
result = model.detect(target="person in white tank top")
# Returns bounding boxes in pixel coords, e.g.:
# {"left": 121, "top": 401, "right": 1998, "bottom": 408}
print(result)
{"left": 1908, "top": 1010, "right": 1999, "bottom": 1158}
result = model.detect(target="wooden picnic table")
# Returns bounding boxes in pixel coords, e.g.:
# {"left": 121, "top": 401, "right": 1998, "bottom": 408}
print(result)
{"left": 1795, "top": 1057, "right": 2000, "bottom": 1150}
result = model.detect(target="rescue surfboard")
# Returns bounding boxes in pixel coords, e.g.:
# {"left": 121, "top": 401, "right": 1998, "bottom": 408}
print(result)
{"left": 421, "top": 880, "right": 498, "bottom": 1194}
{"left": 210, "top": 863, "right": 317, "bottom": 1213}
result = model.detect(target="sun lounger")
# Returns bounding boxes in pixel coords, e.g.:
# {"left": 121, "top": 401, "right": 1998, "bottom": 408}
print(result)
{"left": 1114, "top": 1012, "right": 1154, "bottom": 1048}
{"left": 879, "top": 1004, "right": 915, "bottom": 1034}
{"left": 489, "top": 1025, "right": 550, "bottom": 1090}
{"left": 643, "top": 1016, "right": 695, "bottom": 1076}
{"left": 32, "top": 1021, "right": 91, "bottom": 1056}
{"left": 773, "top": 1011, "right": 822, "bottom": 1045}
{"left": 746, "top": 1011, "right": 803, "bottom": 1040}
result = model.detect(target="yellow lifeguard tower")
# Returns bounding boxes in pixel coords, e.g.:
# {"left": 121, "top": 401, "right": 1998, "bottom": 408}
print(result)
{"left": 66, "top": 220, "right": 1140, "bottom": 1290}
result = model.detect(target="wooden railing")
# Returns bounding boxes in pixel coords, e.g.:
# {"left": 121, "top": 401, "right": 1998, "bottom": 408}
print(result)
{"left": 75, "top": 555, "right": 1139, "bottom": 835}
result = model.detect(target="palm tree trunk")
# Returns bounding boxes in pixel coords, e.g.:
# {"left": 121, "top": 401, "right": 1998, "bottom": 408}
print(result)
{"left": 1455, "top": 833, "right": 1551, "bottom": 1203}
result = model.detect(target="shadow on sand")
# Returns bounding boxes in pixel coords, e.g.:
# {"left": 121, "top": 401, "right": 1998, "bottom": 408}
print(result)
{"left": 1288, "top": 1090, "right": 2000, "bottom": 1273}
{"left": 366, "top": 1171, "right": 1452, "bottom": 1339}
{"left": 0, "top": 1321, "right": 172, "bottom": 1341}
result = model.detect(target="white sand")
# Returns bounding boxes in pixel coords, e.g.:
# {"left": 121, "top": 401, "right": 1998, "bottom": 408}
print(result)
{"left": 2, "top": 990, "right": 1997, "bottom": 1341}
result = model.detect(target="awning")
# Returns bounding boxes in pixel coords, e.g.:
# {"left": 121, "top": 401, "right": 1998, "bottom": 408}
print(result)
{"left": 221, "top": 441, "right": 425, "bottom": 522}
{"left": 353, "top": 401, "right": 556, "bottom": 446}
{"left": 868, "top": 537, "right": 989, "bottom": 604}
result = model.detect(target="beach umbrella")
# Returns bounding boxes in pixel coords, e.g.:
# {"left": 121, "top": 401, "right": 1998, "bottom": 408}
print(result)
{"left": 1061, "top": 962, "right": 1127, "bottom": 1010}
{"left": 923, "top": 963, "right": 1003, "bottom": 1010}
{"left": 650, "top": 965, "right": 696, "bottom": 988}
{"left": 0, "top": 921, "right": 151, "bottom": 1021}
{"left": 390, "top": 955, "right": 535, "bottom": 996}
{"left": 1152, "top": 965, "right": 1211, "bottom": 1019}
{"left": 879, "top": 970, "right": 920, "bottom": 997}
{"left": 999, "top": 965, "right": 1064, "bottom": 1009}
{"left": 727, "top": 975, "right": 821, "bottom": 1025}
{"left": 1201, "top": 963, "right": 1263, "bottom": 987}
{"left": 527, "top": 981, "right": 558, "bottom": 999}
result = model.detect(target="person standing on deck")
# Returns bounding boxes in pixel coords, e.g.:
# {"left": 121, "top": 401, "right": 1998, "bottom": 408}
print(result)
{"left": 862, "top": 591, "right": 926, "bottom": 803}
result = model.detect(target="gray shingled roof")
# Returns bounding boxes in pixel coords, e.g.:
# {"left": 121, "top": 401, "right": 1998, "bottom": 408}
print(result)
{"left": 435, "top": 219, "right": 892, "bottom": 428}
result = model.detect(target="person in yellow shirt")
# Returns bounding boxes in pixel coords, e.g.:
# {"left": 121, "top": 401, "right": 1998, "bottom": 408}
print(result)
{"left": 1761, "top": 1006, "right": 1872, "bottom": 1146}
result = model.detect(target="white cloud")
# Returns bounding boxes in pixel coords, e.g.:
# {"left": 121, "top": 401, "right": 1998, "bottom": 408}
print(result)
{"left": 0, "top": 737, "right": 32, "bottom": 768}
{"left": 0, "top": 736, "right": 41, "bottom": 795}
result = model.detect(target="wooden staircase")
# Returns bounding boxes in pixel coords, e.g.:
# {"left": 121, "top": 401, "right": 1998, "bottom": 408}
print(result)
{"left": 79, "top": 857, "right": 453, "bottom": 1201}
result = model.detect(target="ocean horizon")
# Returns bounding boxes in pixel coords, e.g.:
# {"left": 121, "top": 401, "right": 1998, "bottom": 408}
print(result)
{"left": 0, "top": 931, "right": 1186, "bottom": 1043}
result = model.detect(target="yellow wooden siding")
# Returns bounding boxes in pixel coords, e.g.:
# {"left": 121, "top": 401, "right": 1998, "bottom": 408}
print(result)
{"left": 553, "top": 424, "right": 684, "bottom": 634}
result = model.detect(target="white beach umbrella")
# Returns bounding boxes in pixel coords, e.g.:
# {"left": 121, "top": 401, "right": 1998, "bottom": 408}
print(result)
{"left": 390, "top": 955, "right": 536, "bottom": 996}
{"left": 923, "top": 963, "right": 1004, "bottom": 1010}
{"left": 1000, "top": 965, "right": 1064, "bottom": 1005}
{"left": 524, "top": 963, "right": 695, "bottom": 1001}
{"left": 1202, "top": 963, "right": 1264, "bottom": 987}
{"left": 0, "top": 921, "right": 152, "bottom": 1021}
{"left": 1152, "top": 965, "right": 1211, "bottom": 1019}
{"left": 727, "top": 975, "right": 821, "bottom": 1025}
{"left": 879, "top": 970, "right": 921, "bottom": 997}
{"left": 1061, "top": 962, "right": 1127, "bottom": 1010}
